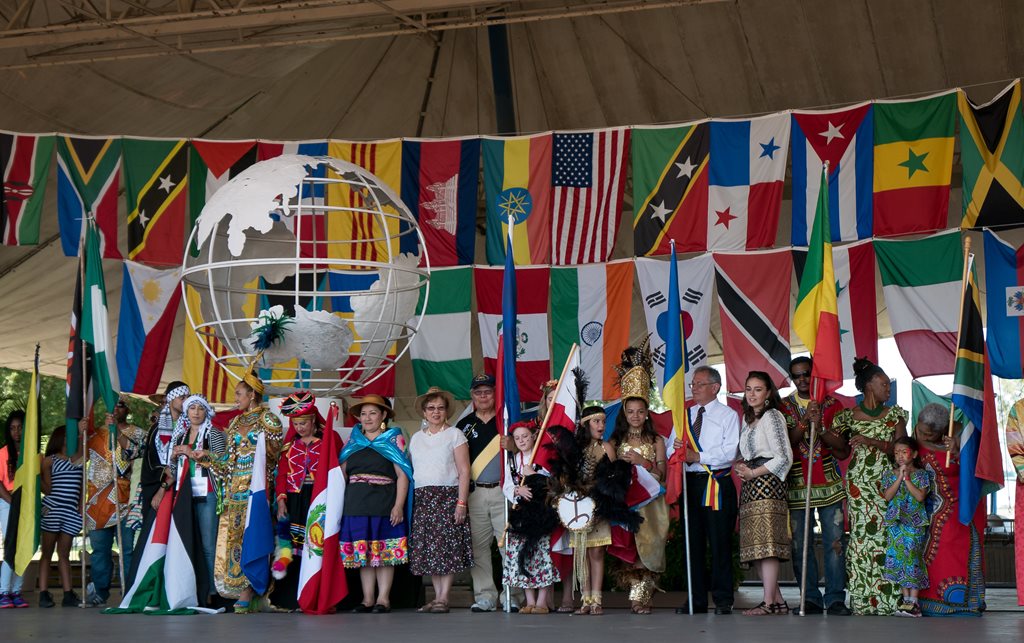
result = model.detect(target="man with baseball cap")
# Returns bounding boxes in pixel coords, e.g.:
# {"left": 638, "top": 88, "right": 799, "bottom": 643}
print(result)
{"left": 457, "top": 373, "right": 520, "bottom": 612}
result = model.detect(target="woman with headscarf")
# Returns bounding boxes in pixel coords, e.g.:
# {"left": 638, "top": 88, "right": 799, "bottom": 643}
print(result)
{"left": 339, "top": 394, "right": 413, "bottom": 613}
{"left": 135, "top": 382, "right": 190, "bottom": 529}
{"left": 832, "top": 358, "right": 908, "bottom": 615}
{"left": 210, "top": 370, "right": 283, "bottom": 613}
{"left": 269, "top": 391, "right": 325, "bottom": 611}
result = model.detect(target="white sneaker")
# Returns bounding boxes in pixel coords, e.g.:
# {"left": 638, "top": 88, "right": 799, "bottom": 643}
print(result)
{"left": 470, "top": 599, "right": 496, "bottom": 612}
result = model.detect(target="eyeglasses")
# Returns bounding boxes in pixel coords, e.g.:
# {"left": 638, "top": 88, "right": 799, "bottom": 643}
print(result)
{"left": 690, "top": 381, "right": 714, "bottom": 389}
{"left": 424, "top": 405, "right": 447, "bottom": 412}
{"left": 790, "top": 371, "right": 811, "bottom": 380}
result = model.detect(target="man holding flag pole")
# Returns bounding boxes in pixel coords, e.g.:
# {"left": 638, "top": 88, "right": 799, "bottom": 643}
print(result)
{"left": 791, "top": 164, "right": 844, "bottom": 617}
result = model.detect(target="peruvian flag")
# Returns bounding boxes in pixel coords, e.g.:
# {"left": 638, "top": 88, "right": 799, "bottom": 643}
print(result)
{"left": 475, "top": 264, "right": 551, "bottom": 403}
{"left": 116, "top": 261, "right": 182, "bottom": 394}
{"left": 298, "top": 406, "right": 348, "bottom": 614}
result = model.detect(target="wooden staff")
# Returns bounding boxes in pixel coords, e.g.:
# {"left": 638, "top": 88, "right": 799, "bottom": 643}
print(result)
{"left": 947, "top": 235, "right": 972, "bottom": 467}
{"left": 798, "top": 414, "right": 817, "bottom": 617}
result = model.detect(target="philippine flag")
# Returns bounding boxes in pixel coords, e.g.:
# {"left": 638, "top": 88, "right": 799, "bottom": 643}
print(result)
{"left": 791, "top": 103, "right": 874, "bottom": 245}
{"left": 241, "top": 432, "right": 274, "bottom": 596}
{"left": 115, "top": 261, "right": 181, "bottom": 394}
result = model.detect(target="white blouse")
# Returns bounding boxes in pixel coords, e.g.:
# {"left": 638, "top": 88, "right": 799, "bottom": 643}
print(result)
{"left": 409, "top": 425, "right": 468, "bottom": 488}
{"left": 501, "top": 451, "right": 550, "bottom": 505}
{"left": 738, "top": 408, "right": 793, "bottom": 482}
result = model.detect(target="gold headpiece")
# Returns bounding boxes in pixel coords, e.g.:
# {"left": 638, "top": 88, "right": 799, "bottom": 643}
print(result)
{"left": 615, "top": 335, "right": 653, "bottom": 404}
{"left": 242, "top": 361, "right": 265, "bottom": 397}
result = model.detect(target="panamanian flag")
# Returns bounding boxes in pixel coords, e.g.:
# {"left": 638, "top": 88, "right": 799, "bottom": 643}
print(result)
{"left": 707, "top": 113, "right": 790, "bottom": 250}
{"left": 791, "top": 103, "right": 874, "bottom": 245}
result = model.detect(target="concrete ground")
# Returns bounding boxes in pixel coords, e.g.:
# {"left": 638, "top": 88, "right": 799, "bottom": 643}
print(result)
{"left": 3, "top": 587, "right": 1021, "bottom": 642}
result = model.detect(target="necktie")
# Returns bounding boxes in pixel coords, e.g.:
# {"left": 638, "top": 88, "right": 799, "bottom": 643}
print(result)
{"left": 692, "top": 406, "right": 705, "bottom": 445}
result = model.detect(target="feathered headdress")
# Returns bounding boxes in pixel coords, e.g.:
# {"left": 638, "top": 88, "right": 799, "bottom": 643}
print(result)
{"left": 245, "top": 306, "right": 294, "bottom": 396}
{"left": 615, "top": 335, "right": 654, "bottom": 404}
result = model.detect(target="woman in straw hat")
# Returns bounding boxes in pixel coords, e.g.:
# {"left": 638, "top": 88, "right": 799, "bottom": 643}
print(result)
{"left": 339, "top": 394, "right": 413, "bottom": 613}
{"left": 408, "top": 387, "right": 473, "bottom": 613}
{"left": 210, "top": 369, "right": 283, "bottom": 612}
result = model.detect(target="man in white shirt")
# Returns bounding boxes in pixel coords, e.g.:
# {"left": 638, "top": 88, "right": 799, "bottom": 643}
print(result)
{"left": 672, "top": 366, "right": 740, "bottom": 615}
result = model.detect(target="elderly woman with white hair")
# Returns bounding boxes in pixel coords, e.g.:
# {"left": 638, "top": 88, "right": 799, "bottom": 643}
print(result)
{"left": 911, "top": 402, "right": 986, "bottom": 616}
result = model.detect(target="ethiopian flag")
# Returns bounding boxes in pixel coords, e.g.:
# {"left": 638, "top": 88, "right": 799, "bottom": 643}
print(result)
{"left": 483, "top": 134, "right": 552, "bottom": 265}
{"left": 793, "top": 165, "right": 842, "bottom": 400}
{"left": 873, "top": 91, "right": 956, "bottom": 237}
{"left": 3, "top": 347, "right": 40, "bottom": 576}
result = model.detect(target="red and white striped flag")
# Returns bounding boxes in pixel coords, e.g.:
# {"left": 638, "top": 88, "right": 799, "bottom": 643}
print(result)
{"left": 551, "top": 128, "right": 629, "bottom": 265}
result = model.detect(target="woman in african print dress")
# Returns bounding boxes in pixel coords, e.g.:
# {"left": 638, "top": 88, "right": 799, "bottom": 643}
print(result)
{"left": 832, "top": 358, "right": 908, "bottom": 615}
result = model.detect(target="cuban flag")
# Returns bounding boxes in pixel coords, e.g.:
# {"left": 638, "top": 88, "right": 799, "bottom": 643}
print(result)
{"left": 241, "top": 432, "right": 274, "bottom": 596}
{"left": 116, "top": 261, "right": 182, "bottom": 394}
{"left": 983, "top": 229, "right": 1024, "bottom": 379}
{"left": 707, "top": 113, "right": 790, "bottom": 250}
{"left": 791, "top": 103, "right": 874, "bottom": 245}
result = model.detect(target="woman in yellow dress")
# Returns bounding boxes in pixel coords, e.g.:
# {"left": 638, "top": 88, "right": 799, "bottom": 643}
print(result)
{"left": 210, "top": 372, "right": 283, "bottom": 612}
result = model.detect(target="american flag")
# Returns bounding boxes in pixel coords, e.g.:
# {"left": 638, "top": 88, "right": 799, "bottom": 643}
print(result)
{"left": 551, "top": 128, "right": 629, "bottom": 265}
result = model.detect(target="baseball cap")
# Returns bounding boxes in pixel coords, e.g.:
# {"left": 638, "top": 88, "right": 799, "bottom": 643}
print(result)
{"left": 470, "top": 373, "right": 496, "bottom": 390}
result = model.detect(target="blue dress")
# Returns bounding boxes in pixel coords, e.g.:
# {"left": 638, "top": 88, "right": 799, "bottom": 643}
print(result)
{"left": 881, "top": 468, "right": 932, "bottom": 589}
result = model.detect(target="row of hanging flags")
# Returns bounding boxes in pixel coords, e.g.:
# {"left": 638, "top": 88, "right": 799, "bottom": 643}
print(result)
{"left": 4, "top": 82, "right": 1024, "bottom": 266}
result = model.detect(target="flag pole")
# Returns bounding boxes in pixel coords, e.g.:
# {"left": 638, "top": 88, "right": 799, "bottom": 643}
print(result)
{"left": 947, "top": 235, "right": 972, "bottom": 467}
{"left": 78, "top": 222, "right": 89, "bottom": 609}
{"left": 502, "top": 213, "right": 515, "bottom": 614}
{"left": 798, "top": 390, "right": 818, "bottom": 617}
{"left": 527, "top": 344, "right": 578, "bottom": 468}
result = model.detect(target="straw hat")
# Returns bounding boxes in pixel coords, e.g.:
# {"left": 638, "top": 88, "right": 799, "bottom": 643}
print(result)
{"left": 348, "top": 394, "right": 395, "bottom": 421}
{"left": 414, "top": 386, "right": 456, "bottom": 419}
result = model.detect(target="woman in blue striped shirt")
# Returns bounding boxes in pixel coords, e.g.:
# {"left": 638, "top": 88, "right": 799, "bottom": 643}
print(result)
{"left": 38, "top": 423, "right": 84, "bottom": 608}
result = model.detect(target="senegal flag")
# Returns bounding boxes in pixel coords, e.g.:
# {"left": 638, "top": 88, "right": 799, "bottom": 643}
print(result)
{"left": 3, "top": 347, "right": 40, "bottom": 576}
{"left": 873, "top": 91, "right": 956, "bottom": 237}
{"left": 793, "top": 165, "right": 842, "bottom": 400}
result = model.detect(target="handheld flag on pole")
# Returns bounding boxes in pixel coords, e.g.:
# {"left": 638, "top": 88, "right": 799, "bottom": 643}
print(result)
{"left": 527, "top": 344, "right": 580, "bottom": 470}
{"left": 3, "top": 345, "right": 41, "bottom": 576}
{"left": 793, "top": 163, "right": 843, "bottom": 401}
{"left": 241, "top": 432, "right": 274, "bottom": 596}
{"left": 496, "top": 216, "right": 522, "bottom": 436}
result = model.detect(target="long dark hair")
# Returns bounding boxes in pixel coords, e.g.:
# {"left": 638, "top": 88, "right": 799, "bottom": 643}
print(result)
{"left": 574, "top": 405, "right": 606, "bottom": 451}
{"left": 610, "top": 398, "right": 656, "bottom": 447}
{"left": 891, "top": 436, "right": 924, "bottom": 469}
{"left": 45, "top": 425, "right": 67, "bottom": 458}
{"left": 3, "top": 410, "right": 24, "bottom": 479}
{"left": 741, "top": 371, "right": 783, "bottom": 425}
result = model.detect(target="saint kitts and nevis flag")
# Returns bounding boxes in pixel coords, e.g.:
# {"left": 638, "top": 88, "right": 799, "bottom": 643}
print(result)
{"left": 0, "top": 132, "right": 54, "bottom": 247}
{"left": 951, "top": 254, "right": 1004, "bottom": 525}
{"left": 116, "top": 261, "right": 182, "bottom": 394}
{"left": 959, "top": 80, "right": 1024, "bottom": 230}
{"left": 401, "top": 137, "right": 479, "bottom": 267}
{"left": 632, "top": 122, "right": 709, "bottom": 256}
{"left": 792, "top": 166, "right": 843, "bottom": 399}
{"left": 983, "top": 230, "right": 1024, "bottom": 378}
{"left": 123, "top": 138, "right": 189, "bottom": 267}
{"left": 475, "top": 262, "right": 550, "bottom": 403}
{"left": 791, "top": 103, "right": 873, "bottom": 245}
{"left": 551, "top": 260, "right": 633, "bottom": 400}
{"left": 56, "top": 135, "right": 121, "bottom": 258}
{"left": 872, "top": 91, "right": 956, "bottom": 237}
{"left": 483, "top": 133, "right": 553, "bottom": 265}
{"left": 408, "top": 266, "right": 473, "bottom": 400}
{"left": 2, "top": 347, "right": 40, "bottom": 576}
{"left": 874, "top": 230, "right": 962, "bottom": 378}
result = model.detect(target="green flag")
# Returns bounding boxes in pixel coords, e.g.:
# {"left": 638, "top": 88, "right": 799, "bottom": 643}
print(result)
{"left": 408, "top": 267, "right": 473, "bottom": 399}
{"left": 80, "top": 220, "right": 119, "bottom": 446}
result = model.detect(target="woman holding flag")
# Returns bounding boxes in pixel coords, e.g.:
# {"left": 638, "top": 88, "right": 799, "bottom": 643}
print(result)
{"left": 608, "top": 341, "right": 668, "bottom": 615}
{"left": 338, "top": 394, "right": 413, "bottom": 613}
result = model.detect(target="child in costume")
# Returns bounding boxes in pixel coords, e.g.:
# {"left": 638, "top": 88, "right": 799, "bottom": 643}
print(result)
{"left": 881, "top": 436, "right": 932, "bottom": 618}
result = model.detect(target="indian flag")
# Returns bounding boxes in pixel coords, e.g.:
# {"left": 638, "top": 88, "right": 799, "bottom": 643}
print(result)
{"left": 409, "top": 266, "right": 473, "bottom": 400}
{"left": 874, "top": 229, "right": 963, "bottom": 377}
{"left": 551, "top": 260, "right": 633, "bottom": 400}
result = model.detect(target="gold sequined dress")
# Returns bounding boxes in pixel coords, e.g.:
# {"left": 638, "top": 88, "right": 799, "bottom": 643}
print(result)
{"left": 579, "top": 441, "right": 613, "bottom": 547}
{"left": 615, "top": 440, "right": 668, "bottom": 573}
{"left": 212, "top": 407, "right": 283, "bottom": 598}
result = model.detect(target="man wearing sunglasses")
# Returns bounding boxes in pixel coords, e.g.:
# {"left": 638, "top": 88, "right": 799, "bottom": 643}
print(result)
{"left": 778, "top": 357, "right": 851, "bottom": 616}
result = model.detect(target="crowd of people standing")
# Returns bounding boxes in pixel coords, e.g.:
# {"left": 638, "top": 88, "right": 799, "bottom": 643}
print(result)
{"left": 0, "top": 343, "right": 1003, "bottom": 618}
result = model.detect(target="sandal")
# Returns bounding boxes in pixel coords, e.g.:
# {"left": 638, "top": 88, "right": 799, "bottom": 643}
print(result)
{"left": 417, "top": 600, "right": 436, "bottom": 613}
{"left": 630, "top": 602, "right": 652, "bottom": 615}
{"left": 532, "top": 606, "right": 550, "bottom": 614}
{"left": 573, "top": 604, "right": 591, "bottom": 615}
{"left": 556, "top": 604, "right": 574, "bottom": 614}
{"left": 233, "top": 600, "right": 255, "bottom": 614}
{"left": 771, "top": 601, "right": 790, "bottom": 615}
{"left": 743, "top": 602, "right": 773, "bottom": 616}
{"left": 429, "top": 601, "right": 450, "bottom": 614}
{"left": 591, "top": 603, "right": 604, "bottom": 616}
{"left": 519, "top": 606, "right": 534, "bottom": 614}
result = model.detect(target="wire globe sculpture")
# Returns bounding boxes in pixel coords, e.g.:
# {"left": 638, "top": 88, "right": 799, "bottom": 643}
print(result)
{"left": 181, "top": 155, "right": 430, "bottom": 397}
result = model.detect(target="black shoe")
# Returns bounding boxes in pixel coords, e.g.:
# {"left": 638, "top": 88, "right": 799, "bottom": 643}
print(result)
{"left": 676, "top": 606, "right": 708, "bottom": 614}
{"left": 801, "top": 602, "right": 824, "bottom": 614}
{"left": 371, "top": 604, "right": 391, "bottom": 614}
{"left": 714, "top": 605, "right": 733, "bottom": 615}
{"left": 351, "top": 603, "right": 373, "bottom": 613}
{"left": 62, "top": 591, "right": 80, "bottom": 607}
{"left": 39, "top": 591, "right": 55, "bottom": 608}
{"left": 827, "top": 602, "right": 852, "bottom": 616}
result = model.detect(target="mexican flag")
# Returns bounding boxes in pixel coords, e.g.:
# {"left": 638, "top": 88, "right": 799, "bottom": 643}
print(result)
{"left": 874, "top": 229, "right": 962, "bottom": 378}
{"left": 408, "top": 266, "right": 473, "bottom": 400}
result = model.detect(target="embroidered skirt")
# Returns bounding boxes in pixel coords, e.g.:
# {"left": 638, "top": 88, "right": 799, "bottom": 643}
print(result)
{"left": 339, "top": 515, "right": 409, "bottom": 568}
{"left": 738, "top": 472, "right": 791, "bottom": 563}
{"left": 409, "top": 486, "right": 473, "bottom": 576}
{"left": 502, "top": 532, "right": 560, "bottom": 589}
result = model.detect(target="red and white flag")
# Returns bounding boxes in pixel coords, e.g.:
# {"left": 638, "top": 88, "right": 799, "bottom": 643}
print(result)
{"left": 551, "top": 128, "right": 629, "bottom": 265}
{"left": 532, "top": 347, "right": 581, "bottom": 471}
{"left": 298, "top": 406, "right": 348, "bottom": 614}
{"left": 475, "top": 264, "right": 550, "bottom": 403}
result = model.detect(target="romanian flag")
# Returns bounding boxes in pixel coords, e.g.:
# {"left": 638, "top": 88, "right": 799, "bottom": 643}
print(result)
{"left": 662, "top": 243, "right": 692, "bottom": 506}
{"left": 873, "top": 91, "right": 956, "bottom": 237}
{"left": 325, "top": 140, "right": 406, "bottom": 266}
{"left": 483, "top": 134, "right": 552, "bottom": 265}
{"left": 793, "top": 165, "right": 842, "bottom": 400}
